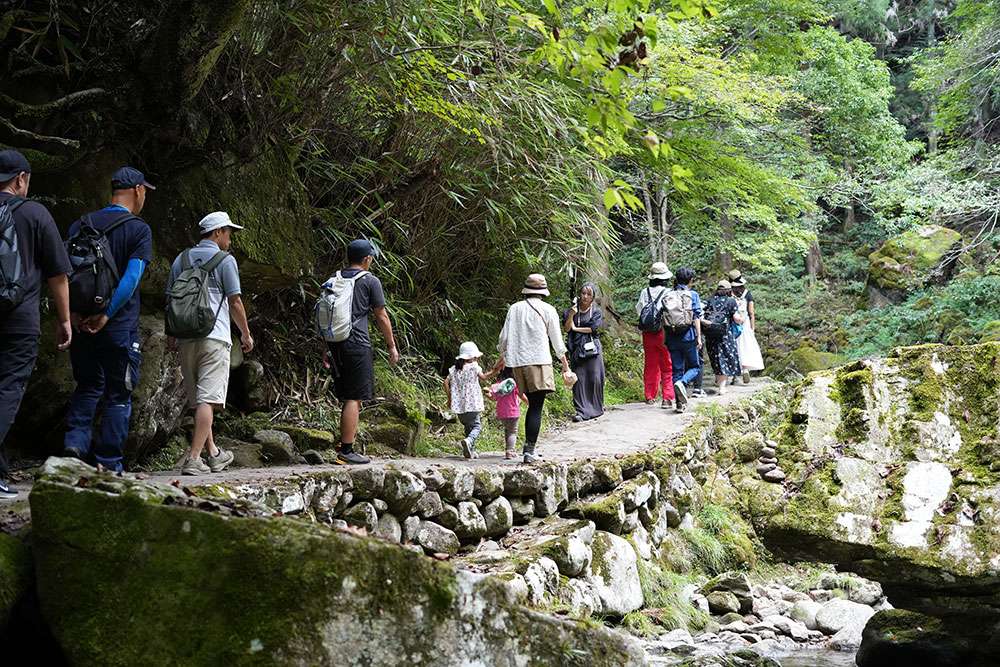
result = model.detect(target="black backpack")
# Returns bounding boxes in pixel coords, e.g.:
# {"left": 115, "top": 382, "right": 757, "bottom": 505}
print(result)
{"left": 66, "top": 213, "right": 137, "bottom": 316}
{"left": 638, "top": 287, "right": 666, "bottom": 332}
{"left": 0, "top": 197, "right": 27, "bottom": 314}
{"left": 702, "top": 296, "right": 732, "bottom": 340}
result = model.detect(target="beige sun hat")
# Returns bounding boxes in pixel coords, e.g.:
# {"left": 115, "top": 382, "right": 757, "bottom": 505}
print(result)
{"left": 648, "top": 262, "right": 673, "bottom": 281}
{"left": 718, "top": 279, "right": 732, "bottom": 290}
{"left": 727, "top": 269, "right": 742, "bottom": 282}
{"left": 522, "top": 273, "right": 551, "bottom": 296}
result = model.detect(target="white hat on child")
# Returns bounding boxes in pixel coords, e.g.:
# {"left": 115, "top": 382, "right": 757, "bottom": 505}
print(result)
{"left": 457, "top": 341, "right": 482, "bottom": 360}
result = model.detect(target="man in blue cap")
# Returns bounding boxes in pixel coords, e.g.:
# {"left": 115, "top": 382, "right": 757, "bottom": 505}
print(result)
{"left": 325, "top": 239, "right": 399, "bottom": 464}
{"left": 63, "top": 166, "right": 154, "bottom": 471}
{"left": 0, "top": 150, "right": 73, "bottom": 499}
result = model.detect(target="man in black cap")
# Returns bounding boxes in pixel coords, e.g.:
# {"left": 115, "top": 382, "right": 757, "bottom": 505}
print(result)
{"left": 324, "top": 239, "right": 399, "bottom": 464}
{"left": 63, "top": 166, "right": 154, "bottom": 472}
{"left": 0, "top": 149, "right": 72, "bottom": 499}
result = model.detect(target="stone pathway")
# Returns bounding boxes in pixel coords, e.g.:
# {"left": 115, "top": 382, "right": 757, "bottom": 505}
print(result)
{"left": 151, "top": 381, "right": 769, "bottom": 486}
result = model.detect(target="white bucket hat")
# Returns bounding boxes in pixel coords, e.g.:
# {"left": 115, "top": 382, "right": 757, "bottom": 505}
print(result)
{"left": 198, "top": 211, "right": 244, "bottom": 235}
{"left": 648, "top": 262, "right": 673, "bottom": 281}
{"left": 457, "top": 341, "right": 483, "bottom": 360}
{"left": 521, "top": 273, "right": 551, "bottom": 296}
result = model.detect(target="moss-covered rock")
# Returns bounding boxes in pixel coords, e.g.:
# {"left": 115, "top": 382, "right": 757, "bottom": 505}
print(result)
{"left": 29, "top": 459, "right": 644, "bottom": 666}
{"left": 856, "top": 610, "right": 975, "bottom": 667}
{"left": 762, "top": 343, "right": 1000, "bottom": 649}
{"left": 867, "top": 225, "right": 962, "bottom": 292}
{"left": 0, "top": 532, "right": 31, "bottom": 629}
{"left": 770, "top": 345, "right": 847, "bottom": 378}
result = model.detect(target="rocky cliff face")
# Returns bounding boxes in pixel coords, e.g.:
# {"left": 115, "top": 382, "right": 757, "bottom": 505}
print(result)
{"left": 757, "top": 343, "right": 1000, "bottom": 649}
{"left": 29, "top": 458, "right": 643, "bottom": 666}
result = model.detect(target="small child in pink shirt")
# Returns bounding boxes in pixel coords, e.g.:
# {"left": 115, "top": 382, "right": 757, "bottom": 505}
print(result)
{"left": 489, "top": 367, "right": 525, "bottom": 460}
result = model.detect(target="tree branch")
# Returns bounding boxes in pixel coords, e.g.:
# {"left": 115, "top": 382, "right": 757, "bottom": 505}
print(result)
{"left": 0, "top": 89, "right": 107, "bottom": 118}
{"left": 0, "top": 116, "right": 80, "bottom": 150}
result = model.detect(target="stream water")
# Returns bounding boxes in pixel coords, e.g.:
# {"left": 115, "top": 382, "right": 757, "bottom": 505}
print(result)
{"left": 758, "top": 646, "right": 857, "bottom": 667}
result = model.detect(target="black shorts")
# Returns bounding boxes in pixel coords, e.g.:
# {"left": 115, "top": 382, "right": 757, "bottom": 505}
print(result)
{"left": 328, "top": 343, "right": 374, "bottom": 401}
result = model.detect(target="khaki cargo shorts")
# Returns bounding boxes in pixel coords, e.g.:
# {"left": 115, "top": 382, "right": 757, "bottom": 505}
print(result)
{"left": 179, "top": 338, "right": 232, "bottom": 407}
{"left": 512, "top": 364, "right": 555, "bottom": 394}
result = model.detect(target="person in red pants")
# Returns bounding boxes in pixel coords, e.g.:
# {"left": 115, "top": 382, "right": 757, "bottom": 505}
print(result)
{"left": 636, "top": 262, "right": 675, "bottom": 409}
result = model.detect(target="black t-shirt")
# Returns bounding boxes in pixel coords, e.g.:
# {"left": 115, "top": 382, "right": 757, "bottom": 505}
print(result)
{"left": 67, "top": 205, "right": 152, "bottom": 333}
{"left": 336, "top": 268, "right": 386, "bottom": 351}
{"left": 0, "top": 193, "right": 72, "bottom": 336}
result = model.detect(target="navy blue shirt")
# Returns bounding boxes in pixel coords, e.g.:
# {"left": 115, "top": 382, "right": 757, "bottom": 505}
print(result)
{"left": 67, "top": 205, "right": 152, "bottom": 333}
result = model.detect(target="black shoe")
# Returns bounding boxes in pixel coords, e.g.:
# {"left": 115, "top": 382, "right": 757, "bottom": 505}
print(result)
{"left": 572, "top": 414, "right": 584, "bottom": 422}
{"left": 0, "top": 478, "right": 18, "bottom": 500}
{"left": 336, "top": 450, "right": 371, "bottom": 465}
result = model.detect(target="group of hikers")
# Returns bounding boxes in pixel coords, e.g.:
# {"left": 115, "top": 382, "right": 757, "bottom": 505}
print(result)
{"left": 441, "top": 265, "right": 765, "bottom": 464}
{"left": 0, "top": 147, "right": 766, "bottom": 496}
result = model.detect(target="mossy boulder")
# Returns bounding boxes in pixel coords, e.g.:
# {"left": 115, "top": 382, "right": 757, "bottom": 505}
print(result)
{"left": 770, "top": 345, "right": 847, "bottom": 378}
{"left": 273, "top": 426, "right": 337, "bottom": 451}
{"left": 29, "top": 458, "right": 644, "bottom": 666}
{"left": 0, "top": 532, "right": 31, "bottom": 629}
{"left": 979, "top": 320, "right": 1000, "bottom": 343}
{"left": 867, "top": 225, "right": 962, "bottom": 302}
{"left": 762, "top": 343, "right": 1000, "bottom": 649}
{"left": 856, "top": 610, "right": 975, "bottom": 667}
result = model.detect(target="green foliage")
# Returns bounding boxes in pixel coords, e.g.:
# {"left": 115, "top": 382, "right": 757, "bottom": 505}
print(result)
{"left": 627, "top": 562, "right": 710, "bottom": 634}
{"left": 844, "top": 274, "right": 1000, "bottom": 357}
{"left": 682, "top": 503, "right": 758, "bottom": 575}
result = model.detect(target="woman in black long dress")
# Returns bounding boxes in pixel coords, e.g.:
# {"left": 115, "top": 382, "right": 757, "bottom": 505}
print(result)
{"left": 563, "top": 283, "right": 605, "bottom": 421}
{"left": 702, "top": 280, "right": 743, "bottom": 395}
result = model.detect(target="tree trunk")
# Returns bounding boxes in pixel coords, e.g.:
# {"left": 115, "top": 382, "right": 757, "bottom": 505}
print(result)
{"left": 657, "top": 186, "right": 671, "bottom": 262}
{"left": 843, "top": 161, "right": 856, "bottom": 233}
{"left": 717, "top": 208, "right": 734, "bottom": 273}
{"left": 806, "top": 239, "right": 824, "bottom": 284}
{"left": 641, "top": 180, "right": 658, "bottom": 262}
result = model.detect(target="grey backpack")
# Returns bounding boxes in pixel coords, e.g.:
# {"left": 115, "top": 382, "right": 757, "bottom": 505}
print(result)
{"left": 0, "top": 197, "right": 27, "bottom": 314}
{"left": 165, "top": 250, "right": 228, "bottom": 338}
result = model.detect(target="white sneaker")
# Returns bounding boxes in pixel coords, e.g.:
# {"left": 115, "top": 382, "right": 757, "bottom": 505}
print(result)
{"left": 181, "top": 456, "right": 211, "bottom": 476}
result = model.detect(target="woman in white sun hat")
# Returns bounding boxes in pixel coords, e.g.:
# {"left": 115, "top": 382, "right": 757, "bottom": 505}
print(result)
{"left": 636, "top": 262, "right": 676, "bottom": 409}
{"left": 443, "top": 341, "right": 496, "bottom": 459}
{"left": 498, "top": 273, "right": 573, "bottom": 463}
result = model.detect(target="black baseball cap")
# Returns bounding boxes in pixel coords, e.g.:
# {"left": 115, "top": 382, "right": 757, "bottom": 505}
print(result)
{"left": 348, "top": 238, "right": 380, "bottom": 262}
{"left": 111, "top": 166, "right": 156, "bottom": 191}
{"left": 0, "top": 150, "right": 31, "bottom": 181}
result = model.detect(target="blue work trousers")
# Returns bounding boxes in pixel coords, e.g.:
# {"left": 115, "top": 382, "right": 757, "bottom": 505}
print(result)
{"left": 667, "top": 338, "right": 701, "bottom": 387}
{"left": 64, "top": 328, "right": 141, "bottom": 471}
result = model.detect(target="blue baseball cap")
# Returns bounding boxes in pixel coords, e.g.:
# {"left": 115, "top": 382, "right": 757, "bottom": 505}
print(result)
{"left": 0, "top": 150, "right": 31, "bottom": 181}
{"left": 111, "top": 166, "right": 156, "bottom": 191}
{"left": 348, "top": 239, "right": 380, "bottom": 262}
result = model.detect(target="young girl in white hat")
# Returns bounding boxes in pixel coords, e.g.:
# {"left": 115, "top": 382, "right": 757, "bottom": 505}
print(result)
{"left": 443, "top": 341, "right": 496, "bottom": 458}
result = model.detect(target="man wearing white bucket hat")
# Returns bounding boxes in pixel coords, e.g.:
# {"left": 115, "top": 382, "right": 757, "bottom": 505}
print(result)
{"left": 167, "top": 211, "right": 253, "bottom": 476}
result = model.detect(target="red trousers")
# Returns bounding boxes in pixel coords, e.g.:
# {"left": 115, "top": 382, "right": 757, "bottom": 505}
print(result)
{"left": 642, "top": 330, "right": 675, "bottom": 401}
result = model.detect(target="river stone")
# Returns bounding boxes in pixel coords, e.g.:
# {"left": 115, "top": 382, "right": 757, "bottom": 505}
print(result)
{"left": 820, "top": 573, "right": 884, "bottom": 606}
{"left": 218, "top": 437, "right": 264, "bottom": 468}
{"left": 816, "top": 599, "right": 875, "bottom": 635}
{"left": 587, "top": 532, "right": 643, "bottom": 616}
{"left": 473, "top": 469, "right": 504, "bottom": 501}
{"left": 567, "top": 495, "right": 626, "bottom": 534}
{"left": 523, "top": 557, "right": 560, "bottom": 605}
{"left": 413, "top": 491, "right": 445, "bottom": 519}
{"left": 761, "top": 446, "right": 776, "bottom": 459}
{"left": 310, "top": 478, "right": 349, "bottom": 520}
{"left": 790, "top": 599, "right": 823, "bottom": 630}
{"left": 702, "top": 572, "right": 753, "bottom": 614}
{"left": 510, "top": 497, "right": 535, "bottom": 525}
{"left": 375, "top": 514, "right": 402, "bottom": 543}
{"left": 621, "top": 472, "right": 659, "bottom": 512}
{"left": 372, "top": 498, "right": 389, "bottom": 512}
{"left": 763, "top": 614, "right": 810, "bottom": 642}
{"left": 382, "top": 469, "right": 426, "bottom": 515}
{"left": 301, "top": 449, "right": 325, "bottom": 465}
{"left": 415, "top": 521, "right": 460, "bottom": 555}
{"left": 629, "top": 523, "right": 652, "bottom": 560}
{"left": 254, "top": 429, "right": 298, "bottom": 464}
{"left": 707, "top": 591, "right": 741, "bottom": 615}
{"left": 401, "top": 515, "right": 421, "bottom": 543}
{"left": 453, "top": 502, "right": 487, "bottom": 541}
{"left": 342, "top": 502, "right": 378, "bottom": 533}
{"left": 759, "top": 457, "right": 778, "bottom": 465}
{"left": 567, "top": 461, "right": 595, "bottom": 498}
{"left": 856, "top": 610, "right": 973, "bottom": 667}
{"left": 334, "top": 491, "right": 354, "bottom": 516}
{"left": 437, "top": 504, "right": 460, "bottom": 530}
{"left": 592, "top": 460, "right": 623, "bottom": 491}
{"left": 420, "top": 468, "right": 445, "bottom": 491}
{"left": 482, "top": 497, "right": 513, "bottom": 538}
{"left": 534, "top": 464, "right": 569, "bottom": 517}
{"left": 762, "top": 468, "right": 786, "bottom": 483}
{"left": 542, "top": 535, "right": 591, "bottom": 577}
{"left": 492, "top": 572, "right": 529, "bottom": 605}
{"left": 504, "top": 468, "right": 545, "bottom": 496}
{"left": 559, "top": 578, "right": 603, "bottom": 616}
{"left": 438, "top": 467, "right": 475, "bottom": 503}
{"left": 349, "top": 467, "right": 385, "bottom": 499}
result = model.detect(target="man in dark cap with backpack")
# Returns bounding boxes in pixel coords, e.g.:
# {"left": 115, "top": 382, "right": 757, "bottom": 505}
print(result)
{"left": 0, "top": 150, "right": 72, "bottom": 499}
{"left": 62, "top": 166, "right": 154, "bottom": 472}
{"left": 317, "top": 239, "right": 399, "bottom": 465}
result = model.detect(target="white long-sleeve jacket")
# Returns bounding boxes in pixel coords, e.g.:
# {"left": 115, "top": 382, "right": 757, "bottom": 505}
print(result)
{"left": 497, "top": 299, "right": 568, "bottom": 367}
